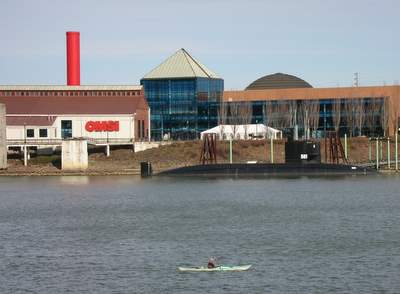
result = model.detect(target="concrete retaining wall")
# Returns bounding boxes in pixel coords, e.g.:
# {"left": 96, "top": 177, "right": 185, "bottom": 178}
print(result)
{"left": 62, "top": 139, "right": 88, "bottom": 171}
{"left": 134, "top": 141, "right": 172, "bottom": 153}
{"left": 0, "top": 104, "right": 6, "bottom": 169}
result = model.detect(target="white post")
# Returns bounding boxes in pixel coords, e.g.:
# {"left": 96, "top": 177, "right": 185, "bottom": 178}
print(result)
{"left": 376, "top": 139, "right": 379, "bottom": 170}
{"left": 24, "top": 146, "right": 28, "bottom": 166}
{"left": 229, "top": 137, "right": 233, "bottom": 164}
{"left": 394, "top": 130, "right": 399, "bottom": 171}
{"left": 106, "top": 145, "right": 110, "bottom": 157}
{"left": 387, "top": 137, "right": 390, "bottom": 169}
{"left": 344, "top": 133, "right": 348, "bottom": 159}
{"left": 270, "top": 137, "right": 274, "bottom": 163}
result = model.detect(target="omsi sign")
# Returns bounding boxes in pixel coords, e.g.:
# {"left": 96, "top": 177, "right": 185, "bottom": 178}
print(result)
{"left": 85, "top": 121, "right": 119, "bottom": 132}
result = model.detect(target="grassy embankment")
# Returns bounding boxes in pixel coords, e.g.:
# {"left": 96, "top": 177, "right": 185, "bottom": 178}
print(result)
{"left": 1, "top": 136, "right": 396, "bottom": 175}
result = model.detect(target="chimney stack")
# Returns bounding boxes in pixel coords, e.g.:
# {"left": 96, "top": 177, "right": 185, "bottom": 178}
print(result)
{"left": 66, "top": 32, "right": 80, "bottom": 85}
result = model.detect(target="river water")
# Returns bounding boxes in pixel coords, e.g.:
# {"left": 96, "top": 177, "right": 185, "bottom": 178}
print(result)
{"left": 0, "top": 175, "right": 399, "bottom": 293}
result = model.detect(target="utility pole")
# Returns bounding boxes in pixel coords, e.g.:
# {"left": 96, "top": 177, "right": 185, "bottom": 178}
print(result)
{"left": 353, "top": 72, "right": 359, "bottom": 87}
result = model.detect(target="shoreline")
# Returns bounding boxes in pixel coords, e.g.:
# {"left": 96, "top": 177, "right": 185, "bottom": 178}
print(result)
{"left": 0, "top": 166, "right": 398, "bottom": 177}
{"left": 1, "top": 139, "right": 399, "bottom": 176}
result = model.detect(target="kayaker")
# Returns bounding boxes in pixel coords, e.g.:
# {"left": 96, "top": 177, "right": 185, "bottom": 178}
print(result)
{"left": 207, "top": 257, "right": 216, "bottom": 269}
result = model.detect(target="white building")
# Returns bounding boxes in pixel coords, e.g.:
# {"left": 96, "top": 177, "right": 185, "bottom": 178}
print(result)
{"left": 0, "top": 85, "right": 150, "bottom": 145}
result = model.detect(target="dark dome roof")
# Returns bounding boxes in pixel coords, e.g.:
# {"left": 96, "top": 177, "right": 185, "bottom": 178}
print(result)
{"left": 245, "top": 73, "right": 313, "bottom": 90}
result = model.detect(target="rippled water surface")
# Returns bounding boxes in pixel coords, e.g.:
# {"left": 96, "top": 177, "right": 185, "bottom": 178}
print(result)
{"left": 1, "top": 175, "right": 400, "bottom": 293}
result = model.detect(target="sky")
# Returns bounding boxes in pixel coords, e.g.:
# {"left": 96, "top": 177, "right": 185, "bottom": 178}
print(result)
{"left": 0, "top": 0, "right": 399, "bottom": 89}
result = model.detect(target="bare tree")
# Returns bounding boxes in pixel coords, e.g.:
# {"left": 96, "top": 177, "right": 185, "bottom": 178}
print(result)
{"left": 309, "top": 100, "right": 320, "bottom": 137}
{"left": 332, "top": 99, "right": 341, "bottom": 133}
{"left": 288, "top": 100, "right": 298, "bottom": 139}
{"left": 389, "top": 90, "right": 400, "bottom": 137}
{"left": 380, "top": 97, "right": 389, "bottom": 136}
{"left": 299, "top": 100, "right": 319, "bottom": 139}
{"left": 229, "top": 102, "right": 241, "bottom": 139}
{"left": 365, "top": 98, "right": 380, "bottom": 136}
{"left": 344, "top": 100, "right": 356, "bottom": 136}
{"left": 264, "top": 101, "right": 273, "bottom": 128}
{"left": 297, "top": 101, "right": 305, "bottom": 138}
{"left": 354, "top": 98, "right": 365, "bottom": 136}
{"left": 217, "top": 101, "right": 228, "bottom": 139}
{"left": 276, "top": 102, "right": 291, "bottom": 130}
{"left": 239, "top": 102, "right": 253, "bottom": 139}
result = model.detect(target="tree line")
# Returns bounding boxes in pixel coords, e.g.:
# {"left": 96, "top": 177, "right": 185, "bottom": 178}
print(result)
{"left": 217, "top": 97, "right": 390, "bottom": 139}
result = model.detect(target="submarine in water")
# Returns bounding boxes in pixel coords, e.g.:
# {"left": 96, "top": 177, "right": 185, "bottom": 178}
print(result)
{"left": 141, "top": 137, "right": 375, "bottom": 177}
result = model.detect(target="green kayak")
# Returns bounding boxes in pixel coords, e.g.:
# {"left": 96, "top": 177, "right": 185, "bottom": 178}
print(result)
{"left": 178, "top": 265, "right": 252, "bottom": 272}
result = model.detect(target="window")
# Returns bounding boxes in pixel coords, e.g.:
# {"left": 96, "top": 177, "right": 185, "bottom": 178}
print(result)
{"left": 61, "top": 120, "right": 72, "bottom": 139}
{"left": 39, "top": 129, "right": 48, "bottom": 138}
{"left": 26, "top": 129, "right": 35, "bottom": 138}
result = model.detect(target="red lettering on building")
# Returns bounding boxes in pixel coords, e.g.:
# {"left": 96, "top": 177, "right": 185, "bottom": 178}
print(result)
{"left": 85, "top": 121, "right": 119, "bottom": 132}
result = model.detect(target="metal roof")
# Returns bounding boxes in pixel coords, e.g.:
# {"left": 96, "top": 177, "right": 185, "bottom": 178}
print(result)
{"left": 0, "top": 85, "right": 142, "bottom": 91}
{"left": 0, "top": 95, "right": 148, "bottom": 115}
{"left": 6, "top": 116, "right": 57, "bottom": 126}
{"left": 142, "top": 48, "right": 220, "bottom": 79}
{"left": 246, "top": 73, "right": 313, "bottom": 90}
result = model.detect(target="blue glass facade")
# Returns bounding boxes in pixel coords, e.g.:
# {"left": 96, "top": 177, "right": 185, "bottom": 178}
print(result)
{"left": 141, "top": 78, "right": 223, "bottom": 140}
{"left": 239, "top": 97, "right": 386, "bottom": 138}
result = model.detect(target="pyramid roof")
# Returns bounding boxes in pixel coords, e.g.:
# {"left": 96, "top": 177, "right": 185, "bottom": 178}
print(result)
{"left": 142, "top": 48, "right": 220, "bottom": 79}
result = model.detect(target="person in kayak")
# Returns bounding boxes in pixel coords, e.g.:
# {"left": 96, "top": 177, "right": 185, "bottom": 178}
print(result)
{"left": 207, "top": 257, "right": 217, "bottom": 269}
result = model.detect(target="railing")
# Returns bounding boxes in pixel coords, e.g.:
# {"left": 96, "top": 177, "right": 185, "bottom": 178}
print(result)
{"left": 86, "top": 138, "right": 134, "bottom": 145}
{"left": 7, "top": 139, "right": 63, "bottom": 146}
{"left": 7, "top": 137, "right": 135, "bottom": 146}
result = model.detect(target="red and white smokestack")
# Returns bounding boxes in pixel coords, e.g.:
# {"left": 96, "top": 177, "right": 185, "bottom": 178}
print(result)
{"left": 66, "top": 31, "right": 80, "bottom": 86}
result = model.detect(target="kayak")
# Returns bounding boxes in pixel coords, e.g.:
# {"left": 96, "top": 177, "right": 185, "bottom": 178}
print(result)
{"left": 178, "top": 265, "right": 252, "bottom": 272}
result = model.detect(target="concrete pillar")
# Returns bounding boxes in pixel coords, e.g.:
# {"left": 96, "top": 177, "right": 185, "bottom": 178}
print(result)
{"left": 62, "top": 139, "right": 88, "bottom": 171}
{"left": 0, "top": 103, "right": 6, "bottom": 169}
{"left": 368, "top": 139, "right": 372, "bottom": 162}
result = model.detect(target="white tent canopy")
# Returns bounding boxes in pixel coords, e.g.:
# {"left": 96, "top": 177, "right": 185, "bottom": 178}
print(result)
{"left": 200, "top": 124, "right": 282, "bottom": 140}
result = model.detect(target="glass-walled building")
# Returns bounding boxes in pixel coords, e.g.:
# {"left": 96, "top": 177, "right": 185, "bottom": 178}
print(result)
{"left": 141, "top": 49, "right": 223, "bottom": 140}
{"left": 223, "top": 73, "right": 400, "bottom": 138}
{"left": 240, "top": 98, "right": 385, "bottom": 138}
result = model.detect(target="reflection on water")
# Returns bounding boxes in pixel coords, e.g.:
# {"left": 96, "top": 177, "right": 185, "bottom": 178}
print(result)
{"left": 0, "top": 174, "right": 400, "bottom": 293}
{"left": 59, "top": 176, "right": 90, "bottom": 186}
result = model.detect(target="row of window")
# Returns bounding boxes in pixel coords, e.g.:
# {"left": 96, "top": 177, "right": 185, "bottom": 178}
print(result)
{"left": 0, "top": 91, "right": 141, "bottom": 97}
{"left": 26, "top": 128, "right": 48, "bottom": 138}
